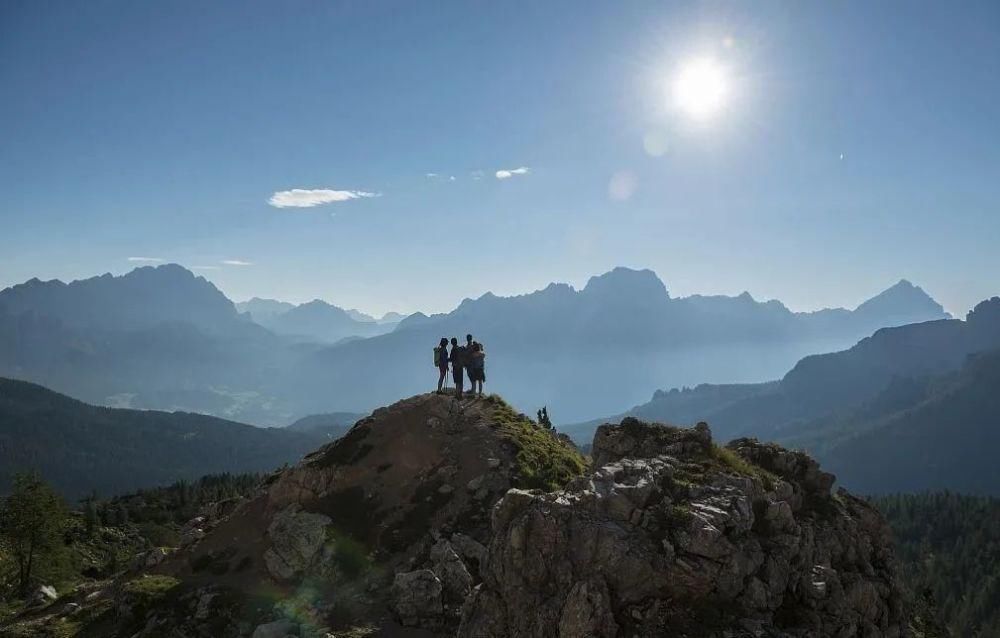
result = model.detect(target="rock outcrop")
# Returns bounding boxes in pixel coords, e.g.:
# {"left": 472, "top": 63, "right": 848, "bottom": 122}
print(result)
{"left": 459, "top": 418, "right": 906, "bottom": 637}
{"left": 156, "top": 391, "right": 586, "bottom": 635}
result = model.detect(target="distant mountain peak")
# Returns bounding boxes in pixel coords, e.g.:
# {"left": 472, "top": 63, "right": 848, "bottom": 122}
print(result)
{"left": 582, "top": 267, "right": 669, "bottom": 299}
{"left": 855, "top": 279, "right": 948, "bottom": 320}
{"left": 345, "top": 308, "right": 377, "bottom": 323}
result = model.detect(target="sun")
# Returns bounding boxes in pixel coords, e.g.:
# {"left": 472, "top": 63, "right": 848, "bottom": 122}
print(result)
{"left": 672, "top": 58, "right": 728, "bottom": 120}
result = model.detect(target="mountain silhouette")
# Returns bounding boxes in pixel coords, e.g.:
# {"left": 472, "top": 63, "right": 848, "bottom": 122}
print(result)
{"left": 0, "top": 264, "right": 950, "bottom": 424}
{"left": 291, "top": 267, "right": 950, "bottom": 421}
{"left": 0, "top": 264, "right": 250, "bottom": 335}
{"left": 236, "top": 297, "right": 295, "bottom": 323}
{"left": 239, "top": 297, "right": 403, "bottom": 343}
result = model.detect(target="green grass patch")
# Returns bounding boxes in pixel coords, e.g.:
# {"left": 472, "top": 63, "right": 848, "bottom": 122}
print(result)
{"left": 486, "top": 395, "right": 588, "bottom": 491}
{"left": 121, "top": 574, "right": 180, "bottom": 611}
{"left": 709, "top": 445, "right": 777, "bottom": 490}
{"left": 324, "top": 527, "right": 372, "bottom": 580}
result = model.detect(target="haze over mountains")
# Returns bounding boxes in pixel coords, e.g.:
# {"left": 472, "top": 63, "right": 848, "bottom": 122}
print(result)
{"left": 0, "top": 264, "right": 949, "bottom": 425}
{"left": 236, "top": 297, "right": 404, "bottom": 344}
{"left": 289, "top": 268, "right": 949, "bottom": 421}
{"left": 566, "top": 296, "right": 1000, "bottom": 494}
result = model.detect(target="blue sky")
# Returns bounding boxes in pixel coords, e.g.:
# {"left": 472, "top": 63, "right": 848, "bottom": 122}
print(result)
{"left": 2, "top": 1, "right": 998, "bottom": 316}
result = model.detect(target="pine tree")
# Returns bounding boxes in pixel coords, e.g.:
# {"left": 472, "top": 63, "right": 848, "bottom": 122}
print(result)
{"left": 0, "top": 473, "right": 68, "bottom": 595}
{"left": 84, "top": 498, "right": 99, "bottom": 539}
{"left": 537, "top": 407, "right": 553, "bottom": 430}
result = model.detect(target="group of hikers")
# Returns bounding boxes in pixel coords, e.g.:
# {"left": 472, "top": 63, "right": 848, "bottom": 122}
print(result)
{"left": 434, "top": 334, "right": 486, "bottom": 397}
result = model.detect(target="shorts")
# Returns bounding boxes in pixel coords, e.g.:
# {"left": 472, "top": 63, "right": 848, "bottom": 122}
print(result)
{"left": 452, "top": 367, "right": 464, "bottom": 385}
{"left": 469, "top": 367, "right": 485, "bottom": 383}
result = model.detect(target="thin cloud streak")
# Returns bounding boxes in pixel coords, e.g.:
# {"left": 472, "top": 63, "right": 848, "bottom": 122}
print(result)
{"left": 127, "top": 257, "right": 164, "bottom": 263}
{"left": 222, "top": 260, "right": 253, "bottom": 266}
{"left": 495, "top": 166, "right": 530, "bottom": 180}
{"left": 268, "top": 188, "right": 380, "bottom": 208}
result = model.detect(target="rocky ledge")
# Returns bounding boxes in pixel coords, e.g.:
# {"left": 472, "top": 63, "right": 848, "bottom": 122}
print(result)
{"left": 455, "top": 418, "right": 905, "bottom": 637}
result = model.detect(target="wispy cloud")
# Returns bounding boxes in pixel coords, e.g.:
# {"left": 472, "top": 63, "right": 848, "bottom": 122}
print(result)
{"left": 268, "top": 188, "right": 380, "bottom": 208}
{"left": 127, "top": 257, "right": 164, "bottom": 263}
{"left": 222, "top": 259, "right": 253, "bottom": 266}
{"left": 495, "top": 166, "right": 530, "bottom": 180}
{"left": 192, "top": 265, "right": 220, "bottom": 271}
{"left": 471, "top": 170, "right": 485, "bottom": 181}
{"left": 426, "top": 173, "right": 457, "bottom": 182}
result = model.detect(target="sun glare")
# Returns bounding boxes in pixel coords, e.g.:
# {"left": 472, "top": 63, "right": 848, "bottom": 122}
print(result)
{"left": 672, "top": 58, "right": 728, "bottom": 120}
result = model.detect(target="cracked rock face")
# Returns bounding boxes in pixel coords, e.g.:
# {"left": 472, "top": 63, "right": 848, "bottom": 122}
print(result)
{"left": 458, "top": 419, "right": 906, "bottom": 638}
{"left": 262, "top": 505, "right": 333, "bottom": 581}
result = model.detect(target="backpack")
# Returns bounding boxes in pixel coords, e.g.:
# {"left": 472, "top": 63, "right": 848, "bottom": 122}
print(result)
{"left": 471, "top": 351, "right": 485, "bottom": 371}
{"left": 433, "top": 346, "right": 443, "bottom": 367}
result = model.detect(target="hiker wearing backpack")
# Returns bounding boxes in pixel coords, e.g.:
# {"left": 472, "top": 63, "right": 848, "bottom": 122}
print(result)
{"left": 449, "top": 337, "right": 466, "bottom": 398}
{"left": 469, "top": 341, "right": 486, "bottom": 396}
{"left": 464, "top": 334, "right": 474, "bottom": 382}
{"left": 434, "top": 337, "right": 449, "bottom": 393}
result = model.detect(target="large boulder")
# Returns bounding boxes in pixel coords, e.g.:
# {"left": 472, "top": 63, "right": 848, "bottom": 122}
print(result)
{"left": 27, "top": 585, "right": 58, "bottom": 608}
{"left": 262, "top": 505, "right": 332, "bottom": 581}
{"left": 391, "top": 569, "right": 444, "bottom": 629}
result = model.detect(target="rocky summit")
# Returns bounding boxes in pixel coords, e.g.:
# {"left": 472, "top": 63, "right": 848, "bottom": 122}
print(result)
{"left": 7, "top": 393, "right": 907, "bottom": 637}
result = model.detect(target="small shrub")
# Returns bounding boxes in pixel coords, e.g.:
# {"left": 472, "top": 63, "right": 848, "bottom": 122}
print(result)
{"left": 324, "top": 527, "right": 371, "bottom": 580}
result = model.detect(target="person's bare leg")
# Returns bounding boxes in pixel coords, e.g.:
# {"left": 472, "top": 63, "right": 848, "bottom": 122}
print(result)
{"left": 437, "top": 368, "right": 445, "bottom": 392}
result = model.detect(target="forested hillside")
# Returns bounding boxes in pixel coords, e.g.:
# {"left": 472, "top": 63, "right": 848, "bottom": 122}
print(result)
{"left": 874, "top": 492, "right": 1000, "bottom": 637}
{"left": 0, "top": 378, "right": 325, "bottom": 499}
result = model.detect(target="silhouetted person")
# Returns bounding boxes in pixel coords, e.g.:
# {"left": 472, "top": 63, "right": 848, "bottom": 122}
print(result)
{"left": 449, "top": 337, "right": 466, "bottom": 397}
{"left": 434, "top": 337, "right": 449, "bottom": 393}
{"left": 464, "top": 334, "right": 475, "bottom": 381}
{"left": 469, "top": 341, "right": 486, "bottom": 396}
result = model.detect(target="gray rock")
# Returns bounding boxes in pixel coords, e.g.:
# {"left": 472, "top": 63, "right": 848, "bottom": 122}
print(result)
{"left": 143, "top": 546, "right": 173, "bottom": 567}
{"left": 431, "top": 539, "right": 474, "bottom": 600}
{"left": 251, "top": 618, "right": 299, "bottom": 638}
{"left": 391, "top": 569, "right": 443, "bottom": 628}
{"left": 262, "top": 505, "right": 332, "bottom": 581}
{"left": 28, "top": 585, "right": 58, "bottom": 608}
{"left": 450, "top": 533, "right": 488, "bottom": 576}
{"left": 558, "top": 578, "right": 618, "bottom": 638}
{"left": 194, "top": 590, "right": 217, "bottom": 620}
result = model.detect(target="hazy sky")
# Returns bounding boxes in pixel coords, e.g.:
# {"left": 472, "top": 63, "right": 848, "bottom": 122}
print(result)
{"left": 2, "top": 1, "right": 998, "bottom": 316}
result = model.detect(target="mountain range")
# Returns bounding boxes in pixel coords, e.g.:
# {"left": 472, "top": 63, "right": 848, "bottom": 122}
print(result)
{"left": 565, "top": 296, "right": 1000, "bottom": 494}
{"left": 236, "top": 297, "right": 404, "bottom": 343}
{"left": 0, "top": 264, "right": 950, "bottom": 424}
{"left": 288, "top": 268, "right": 950, "bottom": 421}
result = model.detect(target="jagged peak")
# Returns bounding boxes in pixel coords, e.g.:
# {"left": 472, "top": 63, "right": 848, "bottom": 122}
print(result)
{"left": 855, "top": 278, "right": 947, "bottom": 317}
{"left": 582, "top": 266, "right": 669, "bottom": 299}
